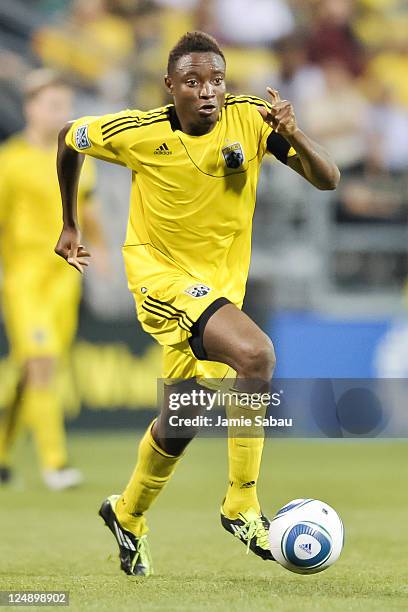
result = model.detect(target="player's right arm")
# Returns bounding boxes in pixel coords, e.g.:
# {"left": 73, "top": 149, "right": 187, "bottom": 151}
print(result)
{"left": 55, "top": 122, "right": 90, "bottom": 273}
{"left": 55, "top": 110, "right": 138, "bottom": 272}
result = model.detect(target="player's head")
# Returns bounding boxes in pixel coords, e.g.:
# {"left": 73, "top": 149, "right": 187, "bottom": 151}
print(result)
{"left": 23, "top": 69, "right": 73, "bottom": 140}
{"left": 165, "top": 32, "right": 226, "bottom": 135}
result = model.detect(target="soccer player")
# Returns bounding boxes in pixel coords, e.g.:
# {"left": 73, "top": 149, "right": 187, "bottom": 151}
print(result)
{"left": 56, "top": 32, "right": 339, "bottom": 574}
{"left": 0, "top": 69, "right": 105, "bottom": 490}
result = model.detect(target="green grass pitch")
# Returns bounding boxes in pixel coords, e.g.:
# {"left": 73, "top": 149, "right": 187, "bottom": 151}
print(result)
{"left": 0, "top": 434, "right": 407, "bottom": 611}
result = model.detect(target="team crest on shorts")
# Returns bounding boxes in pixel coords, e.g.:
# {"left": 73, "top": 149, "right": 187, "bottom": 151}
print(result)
{"left": 222, "top": 142, "right": 244, "bottom": 169}
{"left": 75, "top": 125, "right": 91, "bottom": 149}
{"left": 184, "top": 284, "right": 211, "bottom": 298}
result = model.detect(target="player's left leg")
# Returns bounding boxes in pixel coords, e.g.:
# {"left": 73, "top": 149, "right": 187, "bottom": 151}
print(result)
{"left": 199, "top": 302, "right": 275, "bottom": 560}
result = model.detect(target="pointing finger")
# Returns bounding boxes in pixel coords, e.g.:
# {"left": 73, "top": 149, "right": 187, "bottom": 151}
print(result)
{"left": 267, "top": 87, "right": 281, "bottom": 104}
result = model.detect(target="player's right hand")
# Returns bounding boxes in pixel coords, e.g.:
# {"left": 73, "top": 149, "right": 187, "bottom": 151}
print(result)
{"left": 55, "top": 225, "right": 91, "bottom": 274}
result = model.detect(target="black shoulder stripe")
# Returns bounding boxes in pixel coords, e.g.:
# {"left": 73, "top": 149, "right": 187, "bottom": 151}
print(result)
{"left": 227, "top": 94, "right": 266, "bottom": 102}
{"left": 224, "top": 99, "right": 271, "bottom": 109}
{"left": 102, "top": 112, "right": 168, "bottom": 136}
{"left": 102, "top": 115, "right": 136, "bottom": 130}
{"left": 101, "top": 109, "right": 168, "bottom": 131}
{"left": 225, "top": 95, "right": 272, "bottom": 109}
{"left": 102, "top": 119, "right": 140, "bottom": 137}
{"left": 102, "top": 116, "right": 169, "bottom": 141}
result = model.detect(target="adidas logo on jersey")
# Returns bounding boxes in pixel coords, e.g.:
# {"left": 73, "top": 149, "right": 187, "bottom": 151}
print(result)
{"left": 154, "top": 142, "right": 172, "bottom": 155}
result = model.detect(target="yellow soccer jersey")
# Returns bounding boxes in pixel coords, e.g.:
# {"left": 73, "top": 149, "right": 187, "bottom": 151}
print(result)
{"left": 0, "top": 133, "right": 95, "bottom": 270}
{"left": 66, "top": 94, "right": 296, "bottom": 305}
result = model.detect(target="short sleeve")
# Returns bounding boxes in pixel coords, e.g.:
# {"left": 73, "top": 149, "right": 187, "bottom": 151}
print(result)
{"left": 65, "top": 109, "right": 142, "bottom": 166}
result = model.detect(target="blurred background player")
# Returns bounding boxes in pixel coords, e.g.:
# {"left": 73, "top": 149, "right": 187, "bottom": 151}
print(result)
{"left": 0, "top": 69, "right": 106, "bottom": 490}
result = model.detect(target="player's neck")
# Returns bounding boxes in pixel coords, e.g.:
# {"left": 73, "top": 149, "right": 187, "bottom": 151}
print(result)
{"left": 180, "top": 121, "right": 217, "bottom": 136}
{"left": 24, "top": 126, "right": 56, "bottom": 150}
{"left": 176, "top": 114, "right": 218, "bottom": 137}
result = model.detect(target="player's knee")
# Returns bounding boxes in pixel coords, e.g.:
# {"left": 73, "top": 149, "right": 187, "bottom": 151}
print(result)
{"left": 236, "top": 336, "right": 276, "bottom": 380}
{"left": 24, "top": 357, "right": 57, "bottom": 387}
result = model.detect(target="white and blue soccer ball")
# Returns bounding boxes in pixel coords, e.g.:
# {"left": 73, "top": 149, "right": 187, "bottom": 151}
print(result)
{"left": 268, "top": 498, "right": 344, "bottom": 574}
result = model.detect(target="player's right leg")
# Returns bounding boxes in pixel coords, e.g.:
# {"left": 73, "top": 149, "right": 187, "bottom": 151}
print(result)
{"left": 99, "top": 264, "right": 228, "bottom": 575}
{"left": 101, "top": 376, "right": 202, "bottom": 577}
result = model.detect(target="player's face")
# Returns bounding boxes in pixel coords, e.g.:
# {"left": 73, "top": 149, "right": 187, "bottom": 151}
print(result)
{"left": 165, "top": 52, "right": 226, "bottom": 135}
{"left": 25, "top": 85, "right": 73, "bottom": 140}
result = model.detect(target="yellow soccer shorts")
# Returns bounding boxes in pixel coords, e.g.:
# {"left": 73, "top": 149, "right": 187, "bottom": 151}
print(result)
{"left": 123, "top": 244, "right": 238, "bottom": 382}
{"left": 1, "top": 257, "right": 81, "bottom": 363}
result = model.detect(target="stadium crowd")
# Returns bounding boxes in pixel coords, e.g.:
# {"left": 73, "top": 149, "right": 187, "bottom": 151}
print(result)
{"left": 1, "top": 0, "right": 407, "bottom": 294}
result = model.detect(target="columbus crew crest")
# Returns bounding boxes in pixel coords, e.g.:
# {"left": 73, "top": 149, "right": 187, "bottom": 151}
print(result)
{"left": 184, "top": 284, "right": 211, "bottom": 298}
{"left": 222, "top": 142, "right": 244, "bottom": 169}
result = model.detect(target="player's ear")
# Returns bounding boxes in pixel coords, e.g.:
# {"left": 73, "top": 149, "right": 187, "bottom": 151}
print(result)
{"left": 164, "top": 75, "right": 173, "bottom": 95}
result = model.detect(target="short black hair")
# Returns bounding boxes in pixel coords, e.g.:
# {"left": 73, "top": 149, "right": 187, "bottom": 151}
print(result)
{"left": 167, "top": 31, "right": 225, "bottom": 75}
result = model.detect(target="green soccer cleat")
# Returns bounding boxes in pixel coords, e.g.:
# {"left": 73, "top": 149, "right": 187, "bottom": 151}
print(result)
{"left": 99, "top": 495, "right": 153, "bottom": 577}
{"left": 220, "top": 505, "right": 275, "bottom": 561}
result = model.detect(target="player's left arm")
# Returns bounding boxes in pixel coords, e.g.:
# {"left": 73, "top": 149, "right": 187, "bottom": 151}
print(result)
{"left": 258, "top": 87, "right": 340, "bottom": 190}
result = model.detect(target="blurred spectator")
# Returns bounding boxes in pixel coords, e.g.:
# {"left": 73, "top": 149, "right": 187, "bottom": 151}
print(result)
{"left": 0, "top": 0, "right": 42, "bottom": 57}
{"left": 334, "top": 70, "right": 408, "bottom": 224}
{"left": 32, "top": 0, "right": 134, "bottom": 94}
{"left": 365, "top": 79, "right": 408, "bottom": 175}
{"left": 111, "top": 0, "right": 197, "bottom": 108}
{"left": 266, "top": 34, "right": 325, "bottom": 125}
{"left": 0, "top": 0, "right": 406, "bottom": 300}
{"left": 0, "top": 51, "right": 27, "bottom": 141}
{"left": 307, "top": 0, "right": 365, "bottom": 76}
{"left": 367, "top": 41, "right": 408, "bottom": 109}
{"left": 156, "top": 0, "right": 198, "bottom": 8}
{"left": 337, "top": 179, "right": 405, "bottom": 223}
{"left": 302, "top": 59, "right": 369, "bottom": 173}
{"left": 193, "top": 0, "right": 291, "bottom": 95}
{"left": 354, "top": 0, "right": 408, "bottom": 51}
{"left": 197, "top": 0, "right": 295, "bottom": 47}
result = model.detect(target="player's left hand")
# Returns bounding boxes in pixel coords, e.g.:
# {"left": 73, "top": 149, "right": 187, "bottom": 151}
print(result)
{"left": 257, "top": 87, "right": 298, "bottom": 138}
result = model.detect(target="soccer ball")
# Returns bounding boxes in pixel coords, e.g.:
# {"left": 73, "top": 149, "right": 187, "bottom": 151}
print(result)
{"left": 268, "top": 498, "right": 344, "bottom": 574}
